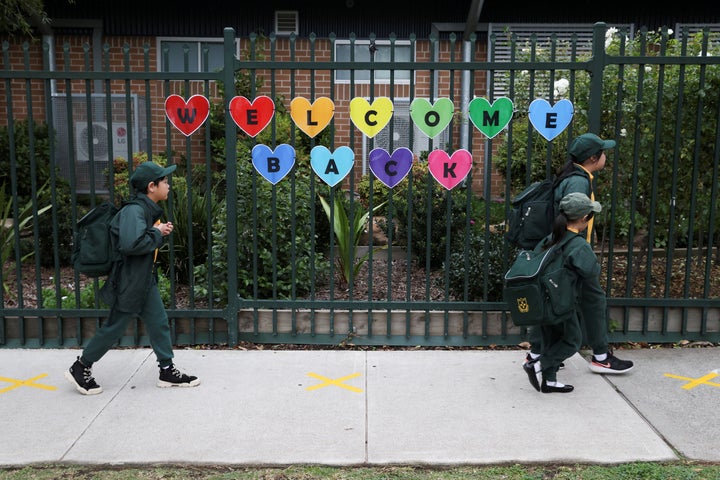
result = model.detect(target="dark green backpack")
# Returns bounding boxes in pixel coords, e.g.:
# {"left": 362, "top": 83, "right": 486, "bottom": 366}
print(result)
{"left": 72, "top": 202, "right": 120, "bottom": 277}
{"left": 502, "top": 236, "right": 578, "bottom": 326}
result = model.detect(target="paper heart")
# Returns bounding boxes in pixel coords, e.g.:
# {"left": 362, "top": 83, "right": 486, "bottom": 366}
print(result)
{"left": 290, "top": 97, "right": 335, "bottom": 138}
{"left": 251, "top": 144, "right": 296, "bottom": 185}
{"left": 229, "top": 95, "right": 275, "bottom": 137}
{"left": 410, "top": 98, "right": 454, "bottom": 139}
{"left": 427, "top": 149, "right": 473, "bottom": 190}
{"left": 368, "top": 147, "right": 414, "bottom": 189}
{"left": 528, "top": 98, "right": 574, "bottom": 141}
{"left": 349, "top": 97, "right": 394, "bottom": 138}
{"left": 164, "top": 94, "right": 210, "bottom": 137}
{"left": 310, "top": 145, "right": 354, "bottom": 187}
{"left": 468, "top": 97, "right": 514, "bottom": 139}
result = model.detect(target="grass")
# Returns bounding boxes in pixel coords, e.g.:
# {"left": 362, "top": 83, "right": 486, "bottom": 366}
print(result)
{"left": 2, "top": 463, "right": 720, "bottom": 480}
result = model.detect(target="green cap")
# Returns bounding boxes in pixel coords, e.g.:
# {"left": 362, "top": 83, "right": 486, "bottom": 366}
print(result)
{"left": 559, "top": 192, "right": 602, "bottom": 220}
{"left": 568, "top": 133, "right": 616, "bottom": 162}
{"left": 130, "top": 162, "right": 177, "bottom": 190}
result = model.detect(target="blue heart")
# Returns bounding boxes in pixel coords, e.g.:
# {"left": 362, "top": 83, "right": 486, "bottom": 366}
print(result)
{"left": 528, "top": 98, "right": 574, "bottom": 141}
{"left": 252, "top": 144, "right": 296, "bottom": 185}
{"left": 310, "top": 145, "right": 355, "bottom": 187}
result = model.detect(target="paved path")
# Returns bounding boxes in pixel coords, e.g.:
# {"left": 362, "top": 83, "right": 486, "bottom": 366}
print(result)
{"left": 0, "top": 347, "right": 718, "bottom": 466}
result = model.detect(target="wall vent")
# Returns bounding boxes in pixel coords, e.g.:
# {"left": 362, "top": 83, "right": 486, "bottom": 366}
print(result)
{"left": 275, "top": 11, "right": 298, "bottom": 36}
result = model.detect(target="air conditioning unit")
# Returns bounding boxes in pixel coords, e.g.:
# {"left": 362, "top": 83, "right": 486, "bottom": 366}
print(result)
{"left": 52, "top": 94, "right": 146, "bottom": 194}
{"left": 75, "top": 122, "right": 131, "bottom": 162}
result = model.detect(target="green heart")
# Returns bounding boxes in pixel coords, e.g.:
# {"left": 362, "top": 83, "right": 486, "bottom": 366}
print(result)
{"left": 410, "top": 98, "right": 454, "bottom": 139}
{"left": 468, "top": 97, "right": 514, "bottom": 139}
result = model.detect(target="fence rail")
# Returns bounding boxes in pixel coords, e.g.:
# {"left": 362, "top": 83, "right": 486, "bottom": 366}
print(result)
{"left": 1, "top": 23, "right": 719, "bottom": 348}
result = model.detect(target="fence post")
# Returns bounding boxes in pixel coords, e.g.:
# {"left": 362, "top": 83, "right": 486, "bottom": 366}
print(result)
{"left": 223, "top": 27, "right": 240, "bottom": 346}
{"left": 588, "top": 22, "right": 608, "bottom": 133}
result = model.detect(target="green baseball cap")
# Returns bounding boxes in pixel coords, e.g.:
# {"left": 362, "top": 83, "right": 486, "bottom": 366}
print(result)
{"left": 130, "top": 162, "right": 177, "bottom": 190}
{"left": 568, "top": 133, "right": 616, "bottom": 162}
{"left": 559, "top": 192, "right": 602, "bottom": 220}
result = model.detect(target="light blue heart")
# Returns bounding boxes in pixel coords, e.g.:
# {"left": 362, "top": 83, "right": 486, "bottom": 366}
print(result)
{"left": 528, "top": 98, "right": 574, "bottom": 141}
{"left": 252, "top": 143, "right": 296, "bottom": 185}
{"left": 310, "top": 145, "right": 355, "bottom": 187}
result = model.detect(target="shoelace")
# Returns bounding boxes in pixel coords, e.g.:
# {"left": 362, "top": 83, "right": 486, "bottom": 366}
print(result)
{"left": 82, "top": 367, "right": 95, "bottom": 382}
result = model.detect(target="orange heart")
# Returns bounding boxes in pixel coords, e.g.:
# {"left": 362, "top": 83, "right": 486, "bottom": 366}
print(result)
{"left": 290, "top": 97, "right": 335, "bottom": 138}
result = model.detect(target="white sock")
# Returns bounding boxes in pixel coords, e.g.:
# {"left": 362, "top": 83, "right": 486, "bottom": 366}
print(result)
{"left": 594, "top": 353, "right": 608, "bottom": 361}
{"left": 529, "top": 352, "right": 541, "bottom": 361}
{"left": 546, "top": 380, "right": 565, "bottom": 387}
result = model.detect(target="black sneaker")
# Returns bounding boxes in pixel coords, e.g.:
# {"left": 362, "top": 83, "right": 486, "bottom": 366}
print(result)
{"left": 64, "top": 357, "right": 103, "bottom": 395}
{"left": 157, "top": 364, "right": 200, "bottom": 388}
{"left": 589, "top": 352, "right": 634, "bottom": 374}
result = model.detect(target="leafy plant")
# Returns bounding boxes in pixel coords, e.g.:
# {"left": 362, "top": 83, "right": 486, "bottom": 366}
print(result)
{"left": 0, "top": 182, "right": 52, "bottom": 292}
{"left": 318, "top": 189, "right": 388, "bottom": 287}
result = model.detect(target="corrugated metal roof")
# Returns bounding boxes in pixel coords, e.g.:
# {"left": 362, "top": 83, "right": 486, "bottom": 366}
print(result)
{"left": 43, "top": 0, "right": 718, "bottom": 38}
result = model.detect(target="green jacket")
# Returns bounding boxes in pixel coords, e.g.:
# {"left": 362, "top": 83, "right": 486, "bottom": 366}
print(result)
{"left": 100, "top": 194, "right": 164, "bottom": 313}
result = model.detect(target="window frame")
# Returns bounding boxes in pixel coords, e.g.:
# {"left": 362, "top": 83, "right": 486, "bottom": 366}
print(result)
{"left": 334, "top": 39, "right": 413, "bottom": 84}
{"left": 156, "top": 37, "right": 238, "bottom": 73}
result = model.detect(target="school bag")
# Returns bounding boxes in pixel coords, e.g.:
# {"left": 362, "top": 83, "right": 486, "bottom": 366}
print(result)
{"left": 502, "top": 235, "right": 578, "bottom": 327}
{"left": 72, "top": 202, "right": 120, "bottom": 277}
{"left": 505, "top": 171, "right": 586, "bottom": 250}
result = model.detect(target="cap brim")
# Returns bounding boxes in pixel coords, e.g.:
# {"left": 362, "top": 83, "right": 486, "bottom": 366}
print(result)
{"left": 161, "top": 164, "right": 177, "bottom": 176}
{"left": 601, "top": 139, "right": 616, "bottom": 150}
{"left": 590, "top": 201, "right": 602, "bottom": 213}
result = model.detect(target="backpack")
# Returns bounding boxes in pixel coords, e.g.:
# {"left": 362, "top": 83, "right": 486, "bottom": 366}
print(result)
{"left": 72, "top": 202, "right": 120, "bottom": 277}
{"left": 505, "top": 171, "right": 586, "bottom": 250}
{"left": 502, "top": 236, "right": 578, "bottom": 327}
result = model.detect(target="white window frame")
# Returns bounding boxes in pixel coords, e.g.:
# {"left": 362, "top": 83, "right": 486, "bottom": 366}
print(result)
{"left": 334, "top": 39, "right": 413, "bottom": 84}
{"left": 157, "top": 37, "right": 238, "bottom": 73}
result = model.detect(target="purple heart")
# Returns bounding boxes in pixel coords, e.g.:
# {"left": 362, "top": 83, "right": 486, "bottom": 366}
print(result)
{"left": 368, "top": 147, "right": 414, "bottom": 188}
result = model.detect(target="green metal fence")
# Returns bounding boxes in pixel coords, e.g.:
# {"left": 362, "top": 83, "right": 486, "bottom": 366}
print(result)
{"left": 1, "top": 23, "right": 719, "bottom": 349}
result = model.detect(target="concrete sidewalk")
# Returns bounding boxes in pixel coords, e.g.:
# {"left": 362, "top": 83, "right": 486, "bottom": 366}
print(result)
{"left": 0, "top": 347, "right": 718, "bottom": 466}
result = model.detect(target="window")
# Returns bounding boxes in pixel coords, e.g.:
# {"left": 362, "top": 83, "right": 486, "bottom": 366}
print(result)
{"left": 158, "top": 38, "right": 231, "bottom": 72}
{"left": 335, "top": 40, "right": 412, "bottom": 83}
{"left": 487, "top": 23, "right": 632, "bottom": 97}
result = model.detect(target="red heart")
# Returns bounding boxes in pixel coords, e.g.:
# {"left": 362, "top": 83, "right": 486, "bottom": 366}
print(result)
{"left": 229, "top": 95, "right": 275, "bottom": 137}
{"left": 164, "top": 94, "right": 210, "bottom": 136}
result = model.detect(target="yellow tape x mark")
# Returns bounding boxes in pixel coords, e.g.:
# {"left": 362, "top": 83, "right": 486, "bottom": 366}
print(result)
{"left": 0, "top": 373, "right": 57, "bottom": 395}
{"left": 306, "top": 372, "right": 363, "bottom": 393}
{"left": 664, "top": 371, "right": 720, "bottom": 390}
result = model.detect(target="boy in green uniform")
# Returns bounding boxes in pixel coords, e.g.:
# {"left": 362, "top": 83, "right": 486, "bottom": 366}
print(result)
{"left": 66, "top": 161, "right": 199, "bottom": 395}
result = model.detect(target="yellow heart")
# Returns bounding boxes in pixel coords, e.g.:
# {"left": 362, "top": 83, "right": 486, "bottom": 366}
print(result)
{"left": 290, "top": 97, "right": 335, "bottom": 138}
{"left": 349, "top": 97, "right": 394, "bottom": 138}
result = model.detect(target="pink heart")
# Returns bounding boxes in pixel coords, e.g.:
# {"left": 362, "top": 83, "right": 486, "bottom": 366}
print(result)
{"left": 229, "top": 95, "right": 275, "bottom": 137}
{"left": 164, "top": 94, "right": 210, "bottom": 137}
{"left": 427, "top": 149, "right": 473, "bottom": 190}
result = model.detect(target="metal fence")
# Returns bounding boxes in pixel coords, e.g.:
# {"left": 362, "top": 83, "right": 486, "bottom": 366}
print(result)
{"left": 1, "top": 23, "right": 719, "bottom": 349}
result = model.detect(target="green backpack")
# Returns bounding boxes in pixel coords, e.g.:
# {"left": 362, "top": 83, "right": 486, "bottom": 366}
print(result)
{"left": 502, "top": 235, "right": 579, "bottom": 327}
{"left": 72, "top": 202, "right": 120, "bottom": 277}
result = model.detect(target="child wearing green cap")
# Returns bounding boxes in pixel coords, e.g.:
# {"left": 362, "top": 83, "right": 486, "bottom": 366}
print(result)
{"left": 65, "top": 161, "right": 200, "bottom": 395}
{"left": 523, "top": 192, "right": 606, "bottom": 393}
{"left": 525, "top": 133, "right": 634, "bottom": 376}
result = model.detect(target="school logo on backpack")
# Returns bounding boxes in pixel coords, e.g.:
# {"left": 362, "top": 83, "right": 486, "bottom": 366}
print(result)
{"left": 503, "top": 237, "right": 579, "bottom": 327}
{"left": 72, "top": 202, "right": 119, "bottom": 277}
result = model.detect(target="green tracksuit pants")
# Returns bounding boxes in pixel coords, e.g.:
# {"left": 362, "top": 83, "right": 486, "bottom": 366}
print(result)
{"left": 529, "top": 277, "right": 610, "bottom": 356}
{"left": 540, "top": 314, "right": 583, "bottom": 382}
{"left": 80, "top": 283, "right": 174, "bottom": 368}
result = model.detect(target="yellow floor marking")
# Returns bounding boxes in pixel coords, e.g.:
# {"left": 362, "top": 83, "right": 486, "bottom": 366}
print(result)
{"left": 664, "top": 372, "right": 720, "bottom": 390}
{"left": 0, "top": 373, "right": 57, "bottom": 394}
{"left": 306, "top": 372, "right": 363, "bottom": 393}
